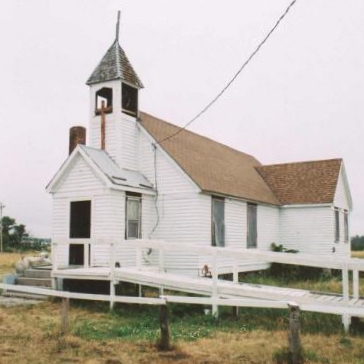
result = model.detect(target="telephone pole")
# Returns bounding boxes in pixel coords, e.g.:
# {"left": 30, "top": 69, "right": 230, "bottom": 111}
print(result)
{"left": 0, "top": 202, "right": 5, "bottom": 253}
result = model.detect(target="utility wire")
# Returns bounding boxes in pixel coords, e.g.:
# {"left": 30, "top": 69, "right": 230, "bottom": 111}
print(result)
{"left": 156, "top": 0, "right": 298, "bottom": 145}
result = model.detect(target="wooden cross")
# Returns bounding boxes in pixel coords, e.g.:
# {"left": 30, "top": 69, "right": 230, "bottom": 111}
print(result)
{"left": 98, "top": 100, "right": 112, "bottom": 150}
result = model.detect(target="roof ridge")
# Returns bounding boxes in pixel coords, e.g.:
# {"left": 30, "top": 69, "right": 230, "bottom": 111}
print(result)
{"left": 259, "top": 158, "right": 342, "bottom": 169}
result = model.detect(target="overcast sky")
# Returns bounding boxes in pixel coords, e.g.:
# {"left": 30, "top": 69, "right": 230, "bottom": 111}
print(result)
{"left": 0, "top": 0, "right": 363, "bottom": 238}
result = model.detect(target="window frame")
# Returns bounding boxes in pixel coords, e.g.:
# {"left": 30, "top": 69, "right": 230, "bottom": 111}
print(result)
{"left": 344, "top": 209, "right": 349, "bottom": 243}
{"left": 247, "top": 203, "right": 258, "bottom": 249}
{"left": 211, "top": 196, "right": 225, "bottom": 247}
{"left": 125, "top": 193, "right": 142, "bottom": 239}
{"left": 334, "top": 207, "right": 340, "bottom": 243}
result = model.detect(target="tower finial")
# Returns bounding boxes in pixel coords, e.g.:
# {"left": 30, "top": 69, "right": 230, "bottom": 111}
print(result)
{"left": 116, "top": 10, "right": 121, "bottom": 41}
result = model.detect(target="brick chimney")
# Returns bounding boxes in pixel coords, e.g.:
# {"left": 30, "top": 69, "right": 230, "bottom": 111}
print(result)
{"left": 69, "top": 126, "right": 86, "bottom": 155}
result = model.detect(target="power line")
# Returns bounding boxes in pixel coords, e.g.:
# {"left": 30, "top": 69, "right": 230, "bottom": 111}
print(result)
{"left": 156, "top": 0, "right": 299, "bottom": 145}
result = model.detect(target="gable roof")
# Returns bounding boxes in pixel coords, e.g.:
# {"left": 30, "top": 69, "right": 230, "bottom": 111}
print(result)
{"left": 256, "top": 159, "right": 342, "bottom": 205}
{"left": 139, "top": 112, "right": 280, "bottom": 205}
{"left": 86, "top": 40, "right": 144, "bottom": 88}
{"left": 47, "top": 145, "right": 153, "bottom": 193}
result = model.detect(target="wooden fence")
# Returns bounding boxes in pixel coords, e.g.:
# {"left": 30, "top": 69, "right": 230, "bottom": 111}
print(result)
{"left": 0, "top": 283, "right": 301, "bottom": 361}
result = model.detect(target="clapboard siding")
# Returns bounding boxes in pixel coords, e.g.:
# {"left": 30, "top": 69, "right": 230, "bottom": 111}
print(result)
{"left": 225, "top": 199, "right": 246, "bottom": 249}
{"left": 55, "top": 154, "right": 104, "bottom": 194}
{"left": 52, "top": 198, "right": 68, "bottom": 238}
{"left": 138, "top": 130, "right": 198, "bottom": 194}
{"left": 334, "top": 167, "right": 350, "bottom": 210}
{"left": 138, "top": 131, "right": 156, "bottom": 185}
{"left": 142, "top": 194, "right": 157, "bottom": 239}
{"left": 280, "top": 206, "right": 341, "bottom": 256}
{"left": 258, "top": 205, "right": 280, "bottom": 251}
{"left": 147, "top": 193, "right": 210, "bottom": 274}
{"left": 52, "top": 198, "right": 69, "bottom": 266}
{"left": 120, "top": 117, "right": 138, "bottom": 170}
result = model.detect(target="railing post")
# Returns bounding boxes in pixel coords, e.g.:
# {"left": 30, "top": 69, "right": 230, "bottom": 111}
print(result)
{"left": 52, "top": 242, "right": 58, "bottom": 272}
{"left": 353, "top": 270, "right": 359, "bottom": 300}
{"left": 110, "top": 241, "right": 116, "bottom": 278}
{"left": 84, "top": 242, "right": 90, "bottom": 268}
{"left": 342, "top": 266, "right": 349, "bottom": 302}
{"left": 110, "top": 282, "right": 115, "bottom": 310}
{"left": 233, "top": 256, "right": 238, "bottom": 284}
{"left": 212, "top": 249, "right": 218, "bottom": 317}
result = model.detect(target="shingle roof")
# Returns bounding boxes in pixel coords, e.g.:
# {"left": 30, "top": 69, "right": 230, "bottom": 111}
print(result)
{"left": 139, "top": 112, "right": 280, "bottom": 205}
{"left": 86, "top": 40, "right": 144, "bottom": 88}
{"left": 256, "top": 159, "right": 342, "bottom": 205}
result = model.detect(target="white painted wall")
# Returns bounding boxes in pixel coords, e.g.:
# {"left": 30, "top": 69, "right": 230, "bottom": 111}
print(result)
{"left": 279, "top": 205, "right": 349, "bottom": 258}
{"left": 225, "top": 199, "right": 246, "bottom": 249}
{"left": 334, "top": 166, "right": 351, "bottom": 211}
{"left": 257, "top": 204, "right": 280, "bottom": 251}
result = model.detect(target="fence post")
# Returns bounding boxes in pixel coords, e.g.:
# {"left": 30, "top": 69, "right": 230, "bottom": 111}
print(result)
{"left": 159, "top": 301, "right": 171, "bottom": 351}
{"left": 288, "top": 303, "right": 302, "bottom": 364}
{"left": 342, "top": 266, "right": 349, "bottom": 302}
{"left": 353, "top": 270, "right": 359, "bottom": 300}
{"left": 60, "top": 297, "right": 70, "bottom": 335}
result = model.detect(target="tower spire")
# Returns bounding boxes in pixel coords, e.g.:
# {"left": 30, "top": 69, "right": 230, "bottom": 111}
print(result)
{"left": 116, "top": 10, "right": 121, "bottom": 42}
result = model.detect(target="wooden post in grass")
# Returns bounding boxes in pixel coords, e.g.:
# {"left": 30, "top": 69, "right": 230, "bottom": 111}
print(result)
{"left": 159, "top": 303, "right": 171, "bottom": 350}
{"left": 60, "top": 297, "right": 70, "bottom": 335}
{"left": 288, "top": 303, "right": 302, "bottom": 364}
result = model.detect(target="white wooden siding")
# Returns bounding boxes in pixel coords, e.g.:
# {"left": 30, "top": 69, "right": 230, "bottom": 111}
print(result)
{"left": 280, "top": 206, "right": 349, "bottom": 259}
{"left": 54, "top": 154, "right": 104, "bottom": 194}
{"left": 141, "top": 194, "right": 157, "bottom": 239}
{"left": 225, "top": 199, "right": 246, "bottom": 249}
{"left": 52, "top": 198, "right": 69, "bottom": 266}
{"left": 120, "top": 117, "right": 138, "bottom": 170}
{"left": 257, "top": 205, "right": 280, "bottom": 251}
{"left": 334, "top": 167, "right": 351, "bottom": 211}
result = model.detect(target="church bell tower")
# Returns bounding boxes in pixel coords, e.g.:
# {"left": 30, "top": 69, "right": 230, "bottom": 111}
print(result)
{"left": 86, "top": 11, "right": 144, "bottom": 170}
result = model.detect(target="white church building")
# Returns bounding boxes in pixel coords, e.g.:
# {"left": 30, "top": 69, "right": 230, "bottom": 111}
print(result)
{"left": 46, "top": 18, "right": 352, "bottom": 279}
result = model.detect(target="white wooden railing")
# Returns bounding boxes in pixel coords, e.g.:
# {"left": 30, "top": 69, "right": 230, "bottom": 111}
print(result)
{"left": 52, "top": 238, "right": 364, "bottom": 302}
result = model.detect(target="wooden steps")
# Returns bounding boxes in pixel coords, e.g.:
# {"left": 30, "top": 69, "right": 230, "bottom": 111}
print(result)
{"left": 2, "top": 267, "right": 52, "bottom": 299}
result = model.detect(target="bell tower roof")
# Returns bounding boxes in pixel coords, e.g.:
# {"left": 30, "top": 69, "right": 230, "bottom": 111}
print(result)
{"left": 86, "top": 12, "right": 144, "bottom": 88}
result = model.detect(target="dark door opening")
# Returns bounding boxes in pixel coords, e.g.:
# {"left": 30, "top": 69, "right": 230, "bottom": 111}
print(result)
{"left": 69, "top": 200, "right": 91, "bottom": 265}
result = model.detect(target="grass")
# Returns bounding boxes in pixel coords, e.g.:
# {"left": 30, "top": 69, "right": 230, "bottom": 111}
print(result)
{"left": 0, "top": 252, "right": 22, "bottom": 278}
{"left": 2, "top": 252, "right": 364, "bottom": 363}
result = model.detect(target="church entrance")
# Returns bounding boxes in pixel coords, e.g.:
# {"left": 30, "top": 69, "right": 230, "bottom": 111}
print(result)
{"left": 69, "top": 200, "right": 91, "bottom": 265}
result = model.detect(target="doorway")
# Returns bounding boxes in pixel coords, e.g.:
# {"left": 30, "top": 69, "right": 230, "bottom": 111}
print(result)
{"left": 69, "top": 200, "right": 91, "bottom": 265}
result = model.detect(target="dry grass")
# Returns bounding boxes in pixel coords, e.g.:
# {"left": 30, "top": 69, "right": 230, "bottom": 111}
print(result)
{"left": 352, "top": 251, "right": 364, "bottom": 259}
{"left": 0, "top": 252, "right": 22, "bottom": 278}
{"left": 1, "top": 253, "right": 364, "bottom": 363}
{"left": 1, "top": 302, "right": 364, "bottom": 364}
